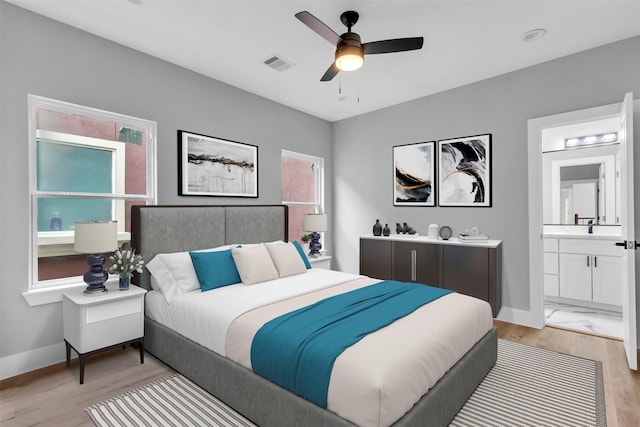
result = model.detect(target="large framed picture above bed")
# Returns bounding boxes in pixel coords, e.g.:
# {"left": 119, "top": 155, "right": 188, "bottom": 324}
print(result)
{"left": 178, "top": 130, "right": 258, "bottom": 197}
{"left": 438, "top": 133, "right": 492, "bottom": 207}
{"left": 393, "top": 141, "right": 436, "bottom": 206}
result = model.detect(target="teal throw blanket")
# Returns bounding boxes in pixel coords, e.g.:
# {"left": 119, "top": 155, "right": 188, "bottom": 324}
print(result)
{"left": 250, "top": 280, "right": 452, "bottom": 407}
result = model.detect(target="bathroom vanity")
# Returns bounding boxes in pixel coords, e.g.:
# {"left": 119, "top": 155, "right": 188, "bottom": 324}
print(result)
{"left": 543, "top": 231, "right": 623, "bottom": 309}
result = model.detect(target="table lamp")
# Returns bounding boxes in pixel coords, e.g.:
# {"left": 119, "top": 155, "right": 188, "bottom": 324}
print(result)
{"left": 74, "top": 221, "right": 118, "bottom": 296}
{"left": 303, "top": 213, "right": 327, "bottom": 258}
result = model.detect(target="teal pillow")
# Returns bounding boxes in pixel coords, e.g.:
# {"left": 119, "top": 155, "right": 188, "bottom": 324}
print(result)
{"left": 189, "top": 250, "right": 241, "bottom": 291}
{"left": 292, "top": 241, "right": 312, "bottom": 269}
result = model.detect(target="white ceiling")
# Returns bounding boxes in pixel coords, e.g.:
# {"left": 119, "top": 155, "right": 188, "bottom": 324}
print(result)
{"left": 7, "top": 0, "right": 640, "bottom": 122}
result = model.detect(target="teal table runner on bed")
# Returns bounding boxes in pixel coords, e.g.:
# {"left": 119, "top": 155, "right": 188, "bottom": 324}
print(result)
{"left": 250, "top": 281, "right": 453, "bottom": 408}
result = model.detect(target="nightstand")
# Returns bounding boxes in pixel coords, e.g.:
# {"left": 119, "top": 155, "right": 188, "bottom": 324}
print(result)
{"left": 63, "top": 282, "right": 146, "bottom": 384}
{"left": 309, "top": 255, "right": 332, "bottom": 270}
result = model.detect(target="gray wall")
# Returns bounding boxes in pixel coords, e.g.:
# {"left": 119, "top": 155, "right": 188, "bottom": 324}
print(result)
{"left": 2, "top": 0, "right": 639, "bottom": 371}
{"left": 0, "top": 2, "right": 332, "bottom": 360}
{"left": 332, "top": 36, "right": 640, "bottom": 321}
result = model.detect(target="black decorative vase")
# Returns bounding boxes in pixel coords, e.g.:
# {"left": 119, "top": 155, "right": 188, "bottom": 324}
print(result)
{"left": 396, "top": 223, "right": 402, "bottom": 234}
{"left": 382, "top": 224, "right": 390, "bottom": 236}
{"left": 373, "top": 219, "right": 382, "bottom": 236}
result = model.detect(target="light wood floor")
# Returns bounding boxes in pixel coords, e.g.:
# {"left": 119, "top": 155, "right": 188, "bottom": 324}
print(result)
{"left": 1, "top": 321, "right": 639, "bottom": 426}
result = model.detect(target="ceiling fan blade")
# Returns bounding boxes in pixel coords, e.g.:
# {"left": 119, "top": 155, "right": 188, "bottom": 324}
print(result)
{"left": 363, "top": 37, "right": 424, "bottom": 55}
{"left": 320, "top": 63, "right": 340, "bottom": 81}
{"left": 295, "top": 11, "right": 341, "bottom": 46}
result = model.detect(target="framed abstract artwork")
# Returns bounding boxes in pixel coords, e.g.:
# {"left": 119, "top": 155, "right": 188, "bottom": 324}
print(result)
{"left": 178, "top": 130, "right": 258, "bottom": 197}
{"left": 393, "top": 141, "right": 436, "bottom": 206}
{"left": 438, "top": 134, "right": 492, "bottom": 207}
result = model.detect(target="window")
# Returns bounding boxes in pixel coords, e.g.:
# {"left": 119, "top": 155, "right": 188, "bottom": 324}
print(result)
{"left": 28, "top": 95, "right": 156, "bottom": 294}
{"left": 281, "top": 150, "right": 324, "bottom": 243}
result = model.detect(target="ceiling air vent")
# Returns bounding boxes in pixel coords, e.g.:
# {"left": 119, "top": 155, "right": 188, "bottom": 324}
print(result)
{"left": 263, "top": 54, "right": 294, "bottom": 72}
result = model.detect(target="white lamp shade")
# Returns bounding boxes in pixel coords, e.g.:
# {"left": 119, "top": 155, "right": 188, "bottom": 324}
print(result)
{"left": 74, "top": 221, "right": 118, "bottom": 253}
{"left": 303, "top": 214, "right": 327, "bottom": 232}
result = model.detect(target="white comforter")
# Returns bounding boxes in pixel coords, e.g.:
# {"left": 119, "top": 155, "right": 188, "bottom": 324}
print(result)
{"left": 146, "top": 269, "right": 493, "bottom": 427}
{"left": 145, "top": 269, "right": 362, "bottom": 356}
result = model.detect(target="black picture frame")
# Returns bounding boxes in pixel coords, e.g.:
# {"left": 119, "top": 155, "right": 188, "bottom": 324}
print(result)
{"left": 437, "top": 133, "right": 492, "bottom": 207}
{"left": 393, "top": 141, "right": 436, "bottom": 206}
{"left": 178, "top": 130, "right": 258, "bottom": 198}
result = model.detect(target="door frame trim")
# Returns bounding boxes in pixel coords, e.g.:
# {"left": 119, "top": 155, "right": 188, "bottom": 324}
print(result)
{"left": 527, "top": 101, "right": 622, "bottom": 330}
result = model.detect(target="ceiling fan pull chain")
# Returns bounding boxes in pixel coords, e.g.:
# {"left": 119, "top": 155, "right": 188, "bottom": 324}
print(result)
{"left": 339, "top": 73, "right": 342, "bottom": 95}
{"left": 357, "top": 71, "right": 360, "bottom": 104}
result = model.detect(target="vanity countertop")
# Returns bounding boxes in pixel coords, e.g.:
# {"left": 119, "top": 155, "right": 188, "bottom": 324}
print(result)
{"left": 543, "top": 224, "right": 621, "bottom": 241}
{"left": 543, "top": 233, "right": 621, "bottom": 241}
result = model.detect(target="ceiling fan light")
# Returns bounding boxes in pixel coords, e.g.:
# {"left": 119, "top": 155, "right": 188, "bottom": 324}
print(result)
{"left": 336, "top": 54, "right": 363, "bottom": 71}
{"left": 335, "top": 44, "right": 363, "bottom": 71}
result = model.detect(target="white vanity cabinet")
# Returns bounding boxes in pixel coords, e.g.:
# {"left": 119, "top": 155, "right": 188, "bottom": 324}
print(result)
{"left": 543, "top": 238, "right": 559, "bottom": 297}
{"left": 591, "top": 255, "right": 623, "bottom": 305}
{"left": 557, "top": 238, "right": 622, "bottom": 306}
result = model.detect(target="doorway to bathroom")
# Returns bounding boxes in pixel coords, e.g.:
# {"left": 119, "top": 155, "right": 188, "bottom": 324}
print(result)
{"left": 541, "top": 115, "right": 623, "bottom": 339}
{"left": 528, "top": 93, "right": 637, "bottom": 370}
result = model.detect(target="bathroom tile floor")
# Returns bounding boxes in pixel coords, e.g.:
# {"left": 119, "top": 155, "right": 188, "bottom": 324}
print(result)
{"left": 544, "top": 301, "right": 623, "bottom": 338}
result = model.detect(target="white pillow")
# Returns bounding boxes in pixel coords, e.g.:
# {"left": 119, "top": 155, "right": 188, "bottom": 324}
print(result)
{"left": 146, "top": 244, "right": 235, "bottom": 303}
{"left": 149, "top": 275, "right": 160, "bottom": 291}
{"left": 231, "top": 244, "right": 279, "bottom": 285}
{"left": 265, "top": 242, "right": 306, "bottom": 278}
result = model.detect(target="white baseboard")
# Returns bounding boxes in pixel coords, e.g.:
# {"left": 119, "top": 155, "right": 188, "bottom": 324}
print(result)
{"left": 0, "top": 342, "right": 69, "bottom": 381}
{"left": 496, "top": 306, "right": 545, "bottom": 329}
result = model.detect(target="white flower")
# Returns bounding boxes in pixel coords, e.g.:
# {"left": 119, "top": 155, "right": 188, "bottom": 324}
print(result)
{"left": 108, "top": 248, "right": 144, "bottom": 278}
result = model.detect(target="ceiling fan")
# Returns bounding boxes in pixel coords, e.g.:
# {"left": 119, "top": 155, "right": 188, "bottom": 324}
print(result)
{"left": 295, "top": 10, "right": 424, "bottom": 81}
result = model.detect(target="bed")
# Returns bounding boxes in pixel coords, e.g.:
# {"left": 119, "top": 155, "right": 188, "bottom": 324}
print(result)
{"left": 132, "top": 205, "right": 497, "bottom": 427}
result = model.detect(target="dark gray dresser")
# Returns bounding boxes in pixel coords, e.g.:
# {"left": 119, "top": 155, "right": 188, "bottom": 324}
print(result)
{"left": 360, "top": 235, "right": 502, "bottom": 317}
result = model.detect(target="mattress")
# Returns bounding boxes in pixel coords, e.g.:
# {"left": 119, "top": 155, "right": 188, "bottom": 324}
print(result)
{"left": 145, "top": 269, "right": 493, "bottom": 427}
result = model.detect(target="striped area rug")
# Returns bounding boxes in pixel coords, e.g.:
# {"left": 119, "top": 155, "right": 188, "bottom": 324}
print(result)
{"left": 86, "top": 374, "right": 255, "bottom": 427}
{"left": 450, "top": 339, "right": 605, "bottom": 427}
{"left": 86, "top": 339, "right": 605, "bottom": 427}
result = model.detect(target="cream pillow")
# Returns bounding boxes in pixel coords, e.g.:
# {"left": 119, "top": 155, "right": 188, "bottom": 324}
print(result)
{"left": 231, "top": 244, "right": 279, "bottom": 285}
{"left": 265, "top": 242, "right": 307, "bottom": 278}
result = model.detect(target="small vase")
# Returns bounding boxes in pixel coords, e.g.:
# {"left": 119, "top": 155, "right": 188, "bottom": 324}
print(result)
{"left": 373, "top": 219, "right": 382, "bottom": 236}
{"left": 119, "top": 275, "right": 130, "bottom": 291}
{"left": 383, "top": 224, "right": 390, "bottom": 236}
{"left": 301, "top": 242, "right": 310, "bottom": 255}
{"left": 396, "top": 223, "right": 403, "bottom": 234}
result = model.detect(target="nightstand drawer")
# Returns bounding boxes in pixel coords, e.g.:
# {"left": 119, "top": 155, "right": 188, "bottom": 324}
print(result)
{"left": 85, "top": 312, "right": 143, "bottom": 351}
{"left": 86, "top": 297, "right": 141, "bottom": 323}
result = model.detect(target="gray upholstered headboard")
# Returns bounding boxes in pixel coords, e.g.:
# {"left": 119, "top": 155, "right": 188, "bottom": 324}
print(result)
{"left": 131, "top": 205, "right": 288, "bottom": 290}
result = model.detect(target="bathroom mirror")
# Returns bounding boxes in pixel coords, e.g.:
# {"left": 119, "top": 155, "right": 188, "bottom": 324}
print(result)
{"left": 558, "top": 163, "right": 602, "bottom": 224}
{"left": 542, "top": 145, "right": 619, "bottom": 225}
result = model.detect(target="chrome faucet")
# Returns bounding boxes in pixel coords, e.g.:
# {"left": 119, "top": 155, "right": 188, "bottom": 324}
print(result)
{"left": 588, "top": 219, "right": 593, "bottom": 234}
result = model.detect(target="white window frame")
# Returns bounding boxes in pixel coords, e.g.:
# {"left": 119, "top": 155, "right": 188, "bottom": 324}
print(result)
{"left": 25, "top": 95, "right": 157, "bottom": 306}
{"left": 281, "top": 150, "right": 325, "bottom": 212}
{"left": 36, "top": 130, "right": 127, "bottom": 258}
{"left": 281, "top": 150, "right": 325, "bottom": 251}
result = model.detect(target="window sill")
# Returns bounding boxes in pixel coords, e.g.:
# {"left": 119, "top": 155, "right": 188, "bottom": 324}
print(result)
{"left": 22, "top": 278, "right": 118, "bottom": 306}
{"left": 38, "top": 231, "right": 131, "bottom": 257}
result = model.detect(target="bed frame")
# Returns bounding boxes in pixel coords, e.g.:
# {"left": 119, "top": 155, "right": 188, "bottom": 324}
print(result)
{"left": 132, "top": 205, "right": 497, "bottom": 427}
